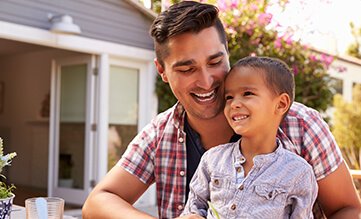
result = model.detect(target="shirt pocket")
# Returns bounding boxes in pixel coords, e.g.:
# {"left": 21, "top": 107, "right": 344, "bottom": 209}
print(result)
{"left": 249, "top": 183, "right": 288, "bottom": 217}
{"left": 209, "top": 175, "right": 231, "bottom": 208}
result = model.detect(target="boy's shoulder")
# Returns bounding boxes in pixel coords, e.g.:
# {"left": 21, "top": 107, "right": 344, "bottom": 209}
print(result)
{"left": 280, "top": 146, "right": 313, "bottom": 171}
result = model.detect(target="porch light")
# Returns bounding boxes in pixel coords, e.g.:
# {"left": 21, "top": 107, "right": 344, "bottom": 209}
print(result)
{"left": 48, "top": 14, "right": 81, "bottom": 35}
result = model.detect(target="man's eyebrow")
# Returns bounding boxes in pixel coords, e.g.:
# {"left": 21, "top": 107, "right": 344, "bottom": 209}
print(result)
{"left": 172, "top": 59, "right": 194, "bottom": 68}
{"left": 208, "top": 52, "right": 225, "bottom": 61}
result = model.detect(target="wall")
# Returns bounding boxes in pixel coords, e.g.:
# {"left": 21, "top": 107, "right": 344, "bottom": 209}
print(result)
{"left": 0, "top": 0, "right": 154, "bottom": 50}
{"left": 0, "top": 48, "right": 82, "bottom": 189}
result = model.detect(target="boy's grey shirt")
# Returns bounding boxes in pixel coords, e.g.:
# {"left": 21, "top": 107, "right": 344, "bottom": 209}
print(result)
{"left": 182, "top": 138, "right": 318, "bottom": 219}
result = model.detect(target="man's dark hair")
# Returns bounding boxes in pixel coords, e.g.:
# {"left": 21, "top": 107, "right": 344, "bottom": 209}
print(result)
{"left": 150, "top": 1, "right": 227, "bottom": 67}
{"left": 231, "top": 56, "right": 295, "bottom": 115}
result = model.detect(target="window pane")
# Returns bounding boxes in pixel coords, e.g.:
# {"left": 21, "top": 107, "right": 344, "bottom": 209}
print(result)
{"left": 108, "top": 66, "right": 139, "bottom": 170}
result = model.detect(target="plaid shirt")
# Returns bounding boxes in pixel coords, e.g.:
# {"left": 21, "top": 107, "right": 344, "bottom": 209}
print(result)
{"left": 119, "top": 102, "right": 343, "bottom": 219}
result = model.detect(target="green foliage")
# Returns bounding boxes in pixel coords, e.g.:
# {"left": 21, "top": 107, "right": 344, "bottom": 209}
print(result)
{"left": 332, "top": 85, "right": 361, "bottom": 169}
{"left": 0, "top": 182, "right": 15, "bottom": 199}
{"left": 154, "top": 0, "right": 334, "bottom": 113}
{"left": 0, "top": 137, "right": 17, "bottom": 199}
{"left": 347, "top": 22, "right": 361, "bottom": 59}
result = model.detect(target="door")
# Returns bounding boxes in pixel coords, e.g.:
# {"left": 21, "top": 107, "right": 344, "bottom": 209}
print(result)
{"left": 49, "top": 55, "right": 97, "bottom": 205}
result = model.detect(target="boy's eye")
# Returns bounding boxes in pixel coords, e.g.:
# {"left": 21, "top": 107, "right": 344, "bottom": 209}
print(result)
{"left": 244, "top": 91, "right": 254, "bottom": 96}
{"left": 225, "top": 95, "right": 233, "bottom": 100}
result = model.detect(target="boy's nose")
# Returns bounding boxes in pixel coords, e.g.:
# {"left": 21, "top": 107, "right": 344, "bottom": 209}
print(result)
{"left": 230, "top": 99, "right": 242, "bottom": 109}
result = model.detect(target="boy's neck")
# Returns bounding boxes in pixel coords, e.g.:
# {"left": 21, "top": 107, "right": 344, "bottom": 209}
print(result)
{"left": 240, "top": 130, "right": 278, "bottom": 159}
{"left": 186, "top": 112, "right": 233, "bottom": 150}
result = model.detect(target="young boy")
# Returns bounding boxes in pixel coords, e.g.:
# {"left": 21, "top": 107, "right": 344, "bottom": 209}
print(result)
{"left": 181, "top": 56, "right": 318, "bottom": 219}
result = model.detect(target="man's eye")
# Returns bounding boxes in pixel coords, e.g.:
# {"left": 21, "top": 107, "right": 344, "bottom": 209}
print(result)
{"left": 177, "top": 68, "right": 193, "bottom": 73}
{"left": 209, "top": 60, "right": 222, "bottom": 66}
{"left": 244, "top": 91, "right": 253, "bottom": 96}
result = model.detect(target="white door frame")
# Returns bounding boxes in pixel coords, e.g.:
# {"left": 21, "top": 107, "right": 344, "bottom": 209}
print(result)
{"left": 49, "top": 55, "right": 97, "bottom": 204}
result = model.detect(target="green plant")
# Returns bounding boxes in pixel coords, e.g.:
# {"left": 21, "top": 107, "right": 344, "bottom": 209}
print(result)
{"left": 332, "top": 84, "right": 361, "bottom": 169}
{"left": 0, "top": 137, "right": 16, "bottom": 199}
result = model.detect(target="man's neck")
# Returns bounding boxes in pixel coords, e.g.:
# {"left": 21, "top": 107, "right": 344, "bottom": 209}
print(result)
{"left": 186, "top": 112, "right": 233, "bottom": 150}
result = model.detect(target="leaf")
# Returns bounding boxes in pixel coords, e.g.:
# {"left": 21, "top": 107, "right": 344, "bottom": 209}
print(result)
{"left": 207, "top": 201, "right": 220, "bottom": 219}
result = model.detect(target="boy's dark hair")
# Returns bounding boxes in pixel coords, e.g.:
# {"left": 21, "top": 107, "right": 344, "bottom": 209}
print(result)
{"left": 149, "top": 1, "right": 227, "bottom": 67}
{"left": 231, "top": 56, "right": 295, "bottom": 113}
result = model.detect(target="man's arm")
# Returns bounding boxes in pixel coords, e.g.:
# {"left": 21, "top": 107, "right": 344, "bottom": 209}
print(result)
{"left": 82, "top": 166, "right": 156, "bottom": 219}
{"left": 317, "top": 161, "right": 361, "bottom": 218}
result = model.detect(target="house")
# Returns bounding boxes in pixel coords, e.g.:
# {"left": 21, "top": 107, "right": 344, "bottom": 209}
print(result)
{"left": 0, "top": 0, "right": 158, "bottom": 209}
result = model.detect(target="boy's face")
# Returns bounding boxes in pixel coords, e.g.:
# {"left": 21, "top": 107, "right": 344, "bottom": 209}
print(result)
{"left": 224, "top": 67, "right": 281, "bottom": 136}
{"left": 155, "top": 27, "right": 230, "bottom": 120}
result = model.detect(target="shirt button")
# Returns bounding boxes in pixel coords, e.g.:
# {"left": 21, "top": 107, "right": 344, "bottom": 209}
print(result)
{"left": 240, "top": 157, "right": 246, "bottom": 162}
{"left": 236, "top": 167, "right": 242, "bottom": 173}
{"left": 179, "top": 137, "right": 184, "bottom": 143}
{"left": 230, "top": 204, "right": 237, "bottom": 210}
{"left": 177, "top": 204, "right": 183, "bottom": 211}
{"left": 239, "top": 184, "right": 244, "bottom": 190}
{"left": 214, "top": 179, "right": 219, "bottom": 185}
{"left": 179, "top": 170, "right": 185, "bottom": 177}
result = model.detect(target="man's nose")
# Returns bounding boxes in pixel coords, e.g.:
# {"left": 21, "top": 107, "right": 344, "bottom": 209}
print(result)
{"left": 196, "top": 69, "right": 214, "bottom": 90}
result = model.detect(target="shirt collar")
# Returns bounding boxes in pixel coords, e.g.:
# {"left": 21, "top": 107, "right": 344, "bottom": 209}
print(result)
{"left": 232, "top": 138, "right": 285, "bottom": 167}
{"left": 171, "top": 102, "right": 186, "bottom": 130}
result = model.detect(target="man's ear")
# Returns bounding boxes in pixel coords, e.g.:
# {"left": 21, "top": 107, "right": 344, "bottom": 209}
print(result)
{"left": 154, "top": 58, "right": 169, "bottom": 83}
{"left": 275, "top": 93, "right": 291, "bottom": 115}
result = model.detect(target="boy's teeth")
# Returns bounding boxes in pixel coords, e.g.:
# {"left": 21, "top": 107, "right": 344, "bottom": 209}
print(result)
{"left": 233, "top": 115, "right": 248, "bottom": 121}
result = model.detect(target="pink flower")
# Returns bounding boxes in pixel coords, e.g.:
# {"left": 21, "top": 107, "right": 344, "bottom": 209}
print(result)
{"left": 217, "top": 0, "right": 227, "bottom": 11}
{"left": 231, "top": 0, "right": 239, "bottom": 8}
{"left": 258, "top": 13, "right": 273, "bottom": 26}
{"left": 320, "top": 54, "right": 334, "bottom": 67}
{"left": 309, "top": 54, "right": 318, "bottom": 62}
{"left": 274, "top": 37, "right": 282, "bottom": 49}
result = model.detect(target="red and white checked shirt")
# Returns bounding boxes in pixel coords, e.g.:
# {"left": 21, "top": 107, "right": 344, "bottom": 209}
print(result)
{"left": 118, "top": 102, "right": 343, "bottom": 219}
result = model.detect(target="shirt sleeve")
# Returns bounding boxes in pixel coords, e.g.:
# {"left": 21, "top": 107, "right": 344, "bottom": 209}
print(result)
{"left": 281, "top": 102, "right": 343, "bottom": 180}
{"left": 289, "top": 165, "right": 318, "bottom": 219}
{"left": 181, "top": 154, "right": 210, "bottom": 217}
{"left": 117, "top": 121, "right": 157, "bottom": 185}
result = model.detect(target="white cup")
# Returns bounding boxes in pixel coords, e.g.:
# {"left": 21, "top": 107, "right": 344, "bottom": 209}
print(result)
{"left": 25, "top": 197, "right": 64, "bottom": 219}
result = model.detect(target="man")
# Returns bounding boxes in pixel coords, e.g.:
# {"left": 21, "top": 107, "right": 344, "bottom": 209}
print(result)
{"left": 82, "top": 1, "right": 361, "bottom": 219}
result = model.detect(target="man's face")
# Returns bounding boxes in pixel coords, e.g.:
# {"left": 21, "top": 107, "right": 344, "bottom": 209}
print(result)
{"left": 155, "top": 27, "right": 230, "bottom": 120}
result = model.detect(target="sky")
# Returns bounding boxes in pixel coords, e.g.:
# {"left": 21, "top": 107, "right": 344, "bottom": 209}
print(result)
{"left": 269, "top": 0, "right": 361, "bottom": 55}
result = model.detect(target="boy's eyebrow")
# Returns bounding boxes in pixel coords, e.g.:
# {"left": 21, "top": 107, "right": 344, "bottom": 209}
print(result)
{"left": 224, "top": 86, "right": 257, "bottom": 94}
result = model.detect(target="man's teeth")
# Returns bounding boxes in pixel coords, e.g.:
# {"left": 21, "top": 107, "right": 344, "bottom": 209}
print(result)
{"left": 233, "top": 115, "right": 248, "bottom": 121}
{"left": 194, "top": 90, "right": 215, "bottom": 102}
{"left": 194, "top": 90, "right": 215, "bottom": 98}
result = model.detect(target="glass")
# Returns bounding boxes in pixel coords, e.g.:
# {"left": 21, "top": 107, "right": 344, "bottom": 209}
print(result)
{"left": 58, "top": 64, "right": 87, "bottom": 189}
{"left": 25, "top": 197, "right": 64, "bottom": 219}
{"left": 107, "top": 66, "right": 139, "bottom": 170}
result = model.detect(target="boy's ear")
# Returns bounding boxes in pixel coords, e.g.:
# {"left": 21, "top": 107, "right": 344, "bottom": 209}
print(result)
{"left": 275, "top": 93, "right": 291, "bottom": 115}
{"left": 154, "top": 58, "right": 169, "bottom": 83}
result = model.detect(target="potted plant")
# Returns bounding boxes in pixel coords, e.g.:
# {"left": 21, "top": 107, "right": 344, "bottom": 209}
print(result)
{"left": 0, "top": 137, "right": 16, "bottom": 219}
